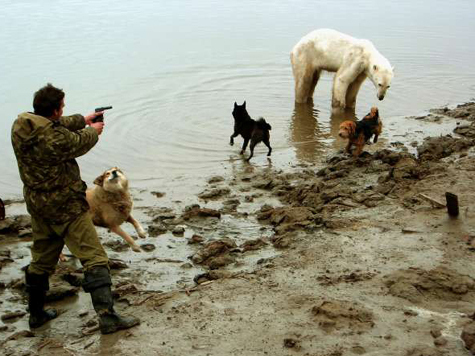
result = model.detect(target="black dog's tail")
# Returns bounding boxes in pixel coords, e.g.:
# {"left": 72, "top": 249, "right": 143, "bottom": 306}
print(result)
{"left": 256, "top": 117, "right": 272, "bottom": 131}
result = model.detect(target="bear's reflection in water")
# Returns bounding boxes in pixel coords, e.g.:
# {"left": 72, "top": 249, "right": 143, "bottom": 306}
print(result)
{"left": 290, "top": 104, "right": 361, "bottom": 162}
{"left": 290, "top": 102, "right": 326, "bottom": 162}
{"left": 329, "top": 107, "right": 357, "bottom": 150}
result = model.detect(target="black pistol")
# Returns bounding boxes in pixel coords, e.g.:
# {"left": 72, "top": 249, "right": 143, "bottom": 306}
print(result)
{"left": 92, "top": 106, "right": 113, "bottom": 123}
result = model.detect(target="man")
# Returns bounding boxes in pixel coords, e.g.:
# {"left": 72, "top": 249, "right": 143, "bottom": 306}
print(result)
{"left": 11, "top": 83, "right": 139, "bottom": 334}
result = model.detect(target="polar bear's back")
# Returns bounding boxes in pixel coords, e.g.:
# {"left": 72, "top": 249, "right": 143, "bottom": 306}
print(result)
{"left": 291, "top": 29, "right": 374, "bottom": 72}
{"left": 302, "top": 28, "right": 357, "bottom": 43}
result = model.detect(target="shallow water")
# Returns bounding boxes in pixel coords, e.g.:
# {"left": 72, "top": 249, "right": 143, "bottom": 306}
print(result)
{"left": 1, "top": 0, "right": 475, "bottom": 198}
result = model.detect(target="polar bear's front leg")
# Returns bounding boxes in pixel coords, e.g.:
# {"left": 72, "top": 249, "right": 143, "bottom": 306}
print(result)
{"left": 332, "top": 75, "right": 350, "bottom": 109}
{"left": 332, "top": 61, "right": 364, "bottom": 109}
{"left": 346, "top": 73, "right": 367, "bottom": 110}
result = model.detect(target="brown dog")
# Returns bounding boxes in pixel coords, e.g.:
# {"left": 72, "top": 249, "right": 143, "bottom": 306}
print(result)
{"left": 338, "top": 107, "right": 382, "bottom": 157}
{"left": 86, "top": 167, "right": 146, "bottom": 252}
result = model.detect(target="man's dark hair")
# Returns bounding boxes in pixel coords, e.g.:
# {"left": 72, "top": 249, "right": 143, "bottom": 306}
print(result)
{"left": 33, "top": 83, "right": 65, "bottom": 118}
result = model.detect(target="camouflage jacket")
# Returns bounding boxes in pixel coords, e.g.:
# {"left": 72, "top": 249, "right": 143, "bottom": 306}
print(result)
{"left": 11, "top": 112, "right": 98, "bottom": 224}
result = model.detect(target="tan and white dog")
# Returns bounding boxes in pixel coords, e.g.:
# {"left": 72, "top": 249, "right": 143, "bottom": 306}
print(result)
{"left": 86, "top": 167, "right": 146, "bottom": 252}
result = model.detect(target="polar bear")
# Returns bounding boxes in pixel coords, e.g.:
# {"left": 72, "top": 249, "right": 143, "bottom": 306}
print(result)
{"left": 290, "top": 29, "right": 394, "bottom": 109}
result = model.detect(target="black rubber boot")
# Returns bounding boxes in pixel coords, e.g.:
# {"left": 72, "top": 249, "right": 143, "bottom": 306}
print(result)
{"left": 83, "top": 266, "right": 140, "bottom": 335}
{"left": 25, "top": 269, "right": 58, "bottom": 328}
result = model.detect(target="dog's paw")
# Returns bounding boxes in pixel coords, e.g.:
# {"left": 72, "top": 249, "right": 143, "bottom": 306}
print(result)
{"left": 230, "top": 141, "right": 234, "bottom": 146}
{"left": 59, "top": 253, "right": 68, "bottom": 262}
{"left": 138, "top": 229, "right": 147, "bottom": 239}
{"left": 131, "top": 244, "right": 142, "bottom": 252}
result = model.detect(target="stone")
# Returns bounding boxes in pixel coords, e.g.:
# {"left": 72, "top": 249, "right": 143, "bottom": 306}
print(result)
{"left": 188, "top": 234, "right": 204, "bottom": 244}
{"left": 462, "top": 322, "right": 475, "bottom": 352}
{"left": 172, "top": 226, "right": 185, "bottom": 235}
{"left": 1, "top": 311, "right": 26, "bottom": 322}
{"left": 108, "top": 258, "right": 128, "bottom": 269}
{"left": 434, "top": 336, "right": 448, "bottom": 347}
{"left": 148, "top": 224, "right": 168, "bottom": 237}
{"left": 140, "top": 243, "right": 156, "bottom": 252}
{"left": 46, "top": 285, "right": 80, "bottom": 302}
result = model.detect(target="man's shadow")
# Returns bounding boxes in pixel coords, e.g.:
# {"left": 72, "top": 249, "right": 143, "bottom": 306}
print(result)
{"left": 290, "top": 101, "right": 326, "bottom": 162}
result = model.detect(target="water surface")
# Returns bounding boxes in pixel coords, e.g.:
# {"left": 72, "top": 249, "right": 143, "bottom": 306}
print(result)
{"left": 1, "top": 0, "right": 474, "bottom": 198}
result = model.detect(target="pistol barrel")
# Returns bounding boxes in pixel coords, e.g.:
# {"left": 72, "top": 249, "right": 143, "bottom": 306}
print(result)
{"left": 95, "top": 106, "right": 113, "bottom": 112}
{"left": 92, "top": 106, "right": 113, "bottom": 123}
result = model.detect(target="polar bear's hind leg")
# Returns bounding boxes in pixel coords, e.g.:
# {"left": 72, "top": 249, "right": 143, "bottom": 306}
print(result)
{"left": 292, "top": 49, "right": 322, "bottom": 104}
{"left": 294, "top": 76, "right": 313, "bottom": 104}
{"left": 307, "top": 70, "right": 322, "bottom": 100}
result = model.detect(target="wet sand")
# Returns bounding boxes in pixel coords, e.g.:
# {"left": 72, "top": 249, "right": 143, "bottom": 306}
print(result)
{"left": 1, "top": 102, "right": 475, "bottom": 355}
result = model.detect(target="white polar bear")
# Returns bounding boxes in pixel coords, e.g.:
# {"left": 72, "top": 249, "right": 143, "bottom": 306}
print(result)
{"left": 290, "top": 29, "right": 394, "bottom": 109}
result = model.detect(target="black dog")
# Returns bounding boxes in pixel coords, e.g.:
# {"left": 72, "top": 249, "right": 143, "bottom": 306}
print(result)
{"left": 356, "top": 106, "right": 382, "bottom": 145}
{"left": 230, "top": 101, "right": 272, "bottom": 161}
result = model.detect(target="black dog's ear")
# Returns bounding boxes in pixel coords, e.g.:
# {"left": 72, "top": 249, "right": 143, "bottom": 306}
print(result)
{"left": 234, "top": 102, "right": 237, "bottom": 108}
{"left": 93, "top": 173, "right": 105, "bottom": 187}
{"left": 243, "top": 101, "right": 246, "bottom": 108}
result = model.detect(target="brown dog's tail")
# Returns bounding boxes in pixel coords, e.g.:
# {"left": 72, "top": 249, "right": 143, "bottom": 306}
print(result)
{"left": 256, "top": 117, "right": 272, "bottom": 131}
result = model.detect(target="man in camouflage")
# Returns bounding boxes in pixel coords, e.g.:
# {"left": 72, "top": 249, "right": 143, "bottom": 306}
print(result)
{"left": 11, "top": 83, "right": 139, "bottom": 334}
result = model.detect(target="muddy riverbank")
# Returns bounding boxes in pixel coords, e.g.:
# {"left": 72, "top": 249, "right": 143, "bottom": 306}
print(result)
{"left": 1, "top": 102, "right": 475, "bottom": 355}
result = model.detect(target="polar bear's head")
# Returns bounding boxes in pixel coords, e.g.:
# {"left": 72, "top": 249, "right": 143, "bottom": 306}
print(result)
{"left": 369, "top": 63, "right": 394, "bottom": 101}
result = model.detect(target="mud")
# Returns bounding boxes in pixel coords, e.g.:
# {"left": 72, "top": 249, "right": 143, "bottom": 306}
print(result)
{"left": 2, "top": 103, "right": 475, "bottom": 355}
{"left": 385, "top": 267, "right": 475, "bottom": 303}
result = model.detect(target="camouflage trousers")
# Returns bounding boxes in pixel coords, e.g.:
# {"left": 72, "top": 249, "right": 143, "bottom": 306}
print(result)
{"left": 28, "top": 212, "right": 109, "bottom": 275}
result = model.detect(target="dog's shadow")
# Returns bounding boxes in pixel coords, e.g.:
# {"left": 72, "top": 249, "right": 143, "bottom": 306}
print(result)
{"left": 239, "top": 155, "right": 273, "bottom": 168}
{"left": 230, "top": 155, "right": 273, "bottom": 179}
{"left": 290, "top": 101, "right": 326, "bottom": 161}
